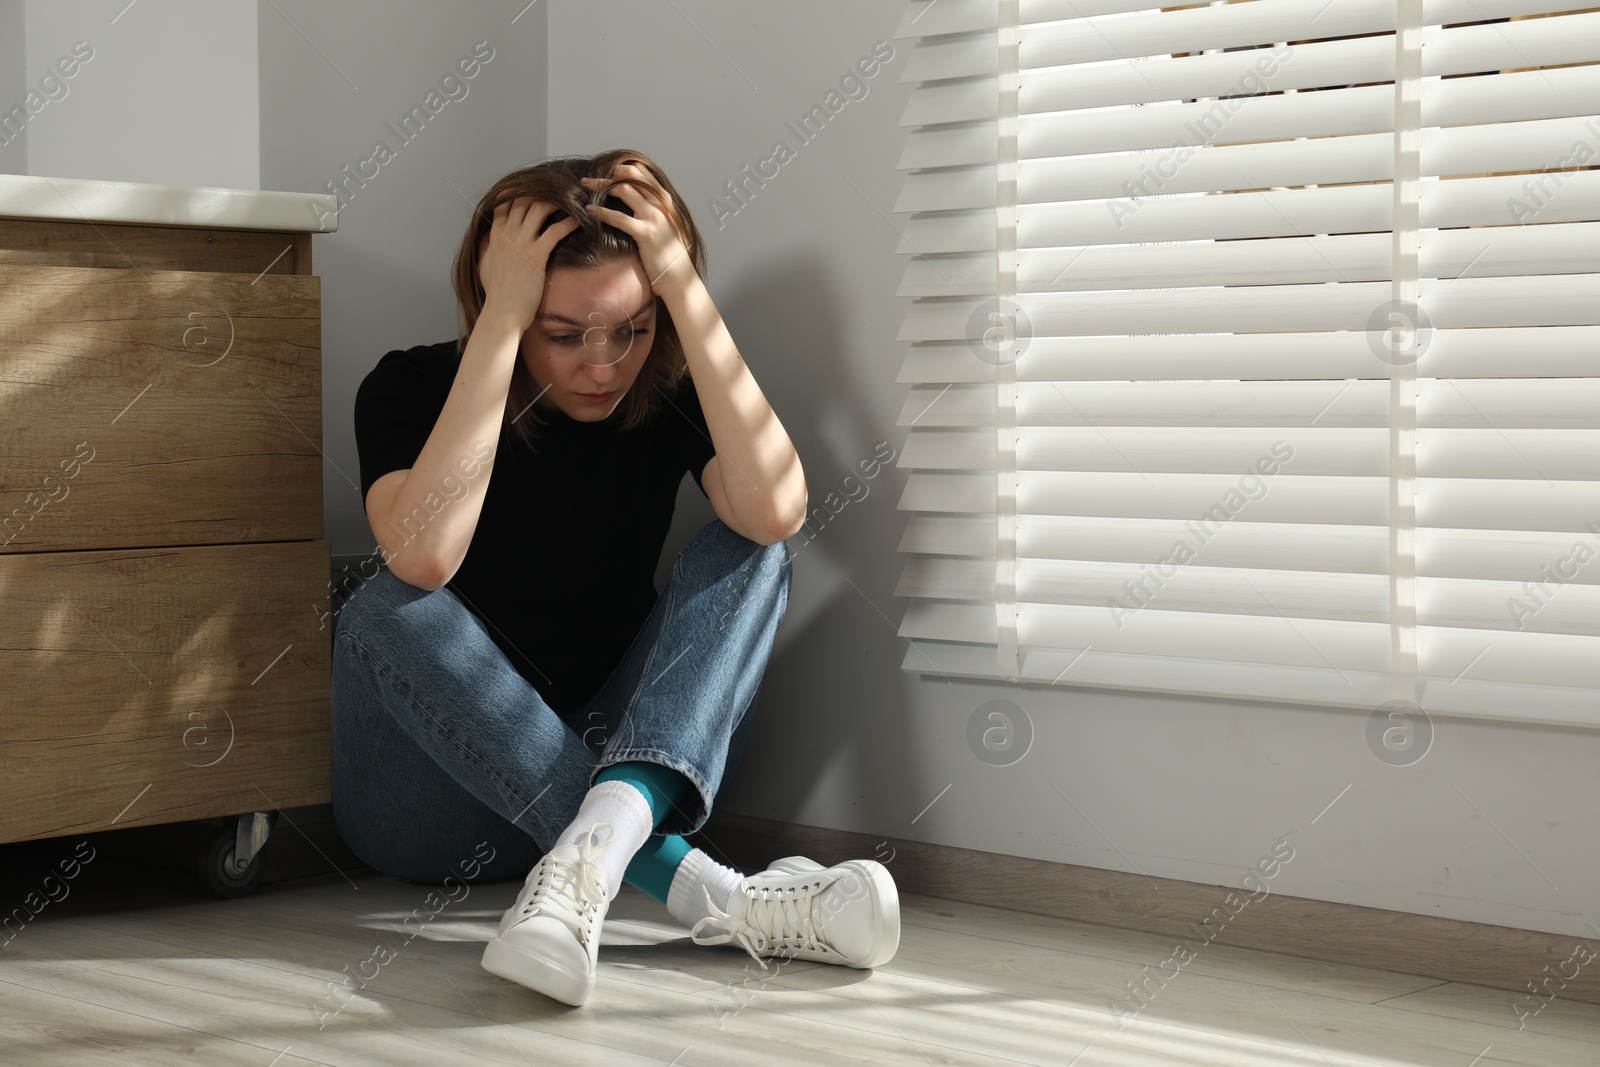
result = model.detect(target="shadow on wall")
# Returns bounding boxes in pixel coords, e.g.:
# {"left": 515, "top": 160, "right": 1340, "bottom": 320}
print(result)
{"left": 695, "top": 248, "right": 918, "bottom": 830}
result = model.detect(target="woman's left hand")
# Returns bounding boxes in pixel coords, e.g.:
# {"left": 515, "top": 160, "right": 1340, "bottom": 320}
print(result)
{"left": 581, "top": 163, "right": 697, "bottom": 298}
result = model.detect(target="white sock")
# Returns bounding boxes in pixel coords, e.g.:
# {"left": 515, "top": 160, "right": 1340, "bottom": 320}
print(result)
{"left": 555, "top": 780, "right": 654, "bottom": 896}
{"left": 666, "top": 847, "right": 745, "bottom": 930}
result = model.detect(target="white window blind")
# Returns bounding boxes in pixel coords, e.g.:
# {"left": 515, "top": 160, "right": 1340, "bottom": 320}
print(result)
{"left": 890, "top": 0, "right": 1600, "bottom": 726}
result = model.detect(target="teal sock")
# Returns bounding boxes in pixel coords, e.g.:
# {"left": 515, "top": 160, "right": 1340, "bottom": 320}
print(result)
{"left": 594, "top": 760, "right": 693, "bottom": 827}
{"left": 594, "top": 761, "right": 697, "bottom": 904}
{"left": 622, "top": 832, "right": 693, "bottom": 904}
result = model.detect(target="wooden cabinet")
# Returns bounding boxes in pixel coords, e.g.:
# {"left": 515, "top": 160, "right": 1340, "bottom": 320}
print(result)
{"left": 0, "top": 177, "right": 337, "bottom": 848}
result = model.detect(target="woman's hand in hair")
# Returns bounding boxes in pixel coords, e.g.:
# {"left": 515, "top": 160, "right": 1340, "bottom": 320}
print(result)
{"left": 581, "top": 164, "right": 698, "bottom": 299}
{"left": 477, "top": 197, "right": 580, "bottom": 333}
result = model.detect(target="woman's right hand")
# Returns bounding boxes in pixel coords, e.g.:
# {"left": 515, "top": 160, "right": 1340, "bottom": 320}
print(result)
{"left": 477, "top": 197, "right": 581, "bottom": 334}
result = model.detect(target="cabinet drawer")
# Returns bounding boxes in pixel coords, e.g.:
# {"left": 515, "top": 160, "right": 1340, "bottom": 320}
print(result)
{"left": 0, "top": 264, "right": 322, "bottom": 553}
{"left": 0, "top": 540, "right": 330, "bottom": 842}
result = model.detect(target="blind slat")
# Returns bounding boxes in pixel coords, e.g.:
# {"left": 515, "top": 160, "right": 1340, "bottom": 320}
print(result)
{"left": 898, "top": 516, "right": 1600, "bottom": 587}
{"left": 898, "top": 380, "right": 1600, "bottom": 430}
{"left": 899, "top": 223, "right": 1600, "bottom": 297}
{"left": 898, "top": 275, "right": 1600, "bottom": 341}
{"left": 895, "top": 116, "right": 1600, "bottom": 212}
{"left": 895, "top": 66, "right": 1600, "bottom": 169}
{"left": 900, "top": 13, "right": 1600, "bottom": 122}
{"left": 904, "top": 5, "right": 1599, "bottom": 85}
{"left": 895, "top": 174, "right": 1600, "bottom": 252}
{"left": 896, "top": 641, "right": 1600, "bottom": 725}
{"left": 897, "top": 558, "right": 1600, "bottom": 638}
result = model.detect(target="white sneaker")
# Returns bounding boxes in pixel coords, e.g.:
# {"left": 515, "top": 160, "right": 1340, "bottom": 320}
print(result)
{"left": 689, "top": 855, "right": 899, "bottom": 969}
{"left": 480, "top": 823, "right": 617, "bottom": 1006}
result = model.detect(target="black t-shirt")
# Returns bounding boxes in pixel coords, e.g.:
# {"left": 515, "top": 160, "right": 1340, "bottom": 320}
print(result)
{"left": 352, "top": 339, "right": 716, "bottom": 713}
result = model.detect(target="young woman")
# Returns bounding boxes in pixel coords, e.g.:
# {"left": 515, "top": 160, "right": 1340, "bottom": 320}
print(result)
{"left": 332, "top": 150, "right": 899, "bottom": 1007}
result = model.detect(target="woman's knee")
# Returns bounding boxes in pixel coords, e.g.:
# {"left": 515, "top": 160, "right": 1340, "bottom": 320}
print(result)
{"left": 682, "top": 518, "right": 793, "bottom": 586}
{"left": 335, "top": 566, "right": 419, "bottom": 638}
{"left": 334, "top": 566, "right": 475, "bottom": 661}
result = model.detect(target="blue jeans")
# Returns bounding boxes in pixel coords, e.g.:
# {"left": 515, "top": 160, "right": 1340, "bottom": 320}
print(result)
{"left": 328, "top": 517, "right": 793, "bottom": 885}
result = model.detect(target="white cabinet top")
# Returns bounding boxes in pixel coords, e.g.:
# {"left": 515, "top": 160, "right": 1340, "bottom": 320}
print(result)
{"left": 0, "top": 173, "right": 340, "bottom": 233}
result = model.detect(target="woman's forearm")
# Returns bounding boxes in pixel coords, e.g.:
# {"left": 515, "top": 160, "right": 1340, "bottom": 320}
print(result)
{"left": 661, "top": 276, "right": 806, "bottom": 542}
{"left": 373, "top": 309, "right": 522, "bottom": 588}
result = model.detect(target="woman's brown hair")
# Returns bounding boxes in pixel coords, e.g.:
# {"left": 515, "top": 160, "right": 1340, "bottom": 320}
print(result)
{"left": 450, "top": 149, "right": 708, "bottom": 450}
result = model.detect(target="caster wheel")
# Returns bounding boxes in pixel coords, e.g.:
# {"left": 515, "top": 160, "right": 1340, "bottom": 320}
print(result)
{"left": 200, "top": 827, "right": 263, "bottom": 898}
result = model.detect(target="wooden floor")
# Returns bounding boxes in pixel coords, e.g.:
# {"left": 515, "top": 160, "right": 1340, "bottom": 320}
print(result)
{"left": 3, "top": 846, "right": 1598, "bottom": 1066}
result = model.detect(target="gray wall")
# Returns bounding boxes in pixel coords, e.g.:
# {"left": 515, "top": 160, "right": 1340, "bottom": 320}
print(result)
{"left": 549, "top": 0, "right": 1600, "bottom": 942}
{"left": 3, "top": 0, "right": 1594, "bottom": 941}
{"left": 258, "top": 0, "right": 548, "bottom": 552}
{"left": 21, "top": 0, "right": 257, "bottom": 188}
{"left": 0, "top": 0, "right": 24, "bottom": 174}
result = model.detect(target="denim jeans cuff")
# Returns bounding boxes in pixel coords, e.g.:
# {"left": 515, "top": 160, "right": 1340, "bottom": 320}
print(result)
{"left": 592, "top": 748, "right": 714, "bottom": 838}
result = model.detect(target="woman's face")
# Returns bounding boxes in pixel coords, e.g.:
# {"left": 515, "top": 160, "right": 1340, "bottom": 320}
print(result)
{"left": 520, "top": 255, "right": 658, "bottom": 422}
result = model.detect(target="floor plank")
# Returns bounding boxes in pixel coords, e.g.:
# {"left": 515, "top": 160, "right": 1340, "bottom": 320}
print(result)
{"left": 900, "top": 892, "right": 1450, "bottom": 1005}
{"left": 1375, "top": 979, "right": 1600, "bottom": 1046}
{"left": 2, "top": 855, "right": 1598, "bottom": 1066}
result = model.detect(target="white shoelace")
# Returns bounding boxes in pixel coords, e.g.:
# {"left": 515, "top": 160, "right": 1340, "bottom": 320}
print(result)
{"left": 690, "top": 879, "right": 830, "bottom": 967}
{"left": 514, "top": 823, "right": 614, "bottom": 944}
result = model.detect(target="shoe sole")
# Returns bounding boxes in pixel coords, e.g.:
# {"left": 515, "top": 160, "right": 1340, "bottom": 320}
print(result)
{"left": 481, "top": 935, "right": 594, "bottom": 1006}
{"left": 766, "top": 856, "right": 901, "bottom": 969}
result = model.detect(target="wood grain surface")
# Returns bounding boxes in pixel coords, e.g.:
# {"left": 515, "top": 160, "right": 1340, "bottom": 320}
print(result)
{"left": 0, "top": 541, "right": 331, "bottom": 842}
{"left": 0, "top": 263, "right": 322, "bottom": 553}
